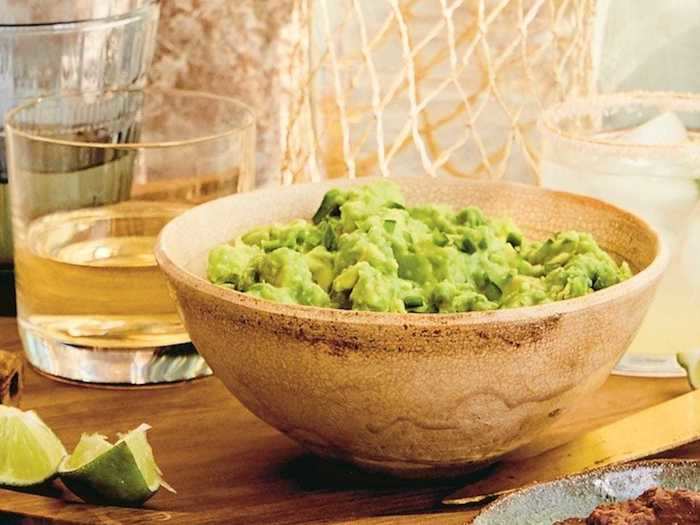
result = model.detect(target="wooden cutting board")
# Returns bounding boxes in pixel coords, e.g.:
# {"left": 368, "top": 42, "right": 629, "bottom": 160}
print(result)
{"left": 0, "top": 317, "right": 697, "bottom": 525}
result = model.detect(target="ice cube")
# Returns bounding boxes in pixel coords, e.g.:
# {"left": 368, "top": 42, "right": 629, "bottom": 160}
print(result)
{"left": 604, "top": 111, "right": 697, "bottom": 244}
{"left": 618, "top": 111, "right": 688, "bottom": 145}
{"left": 541, "top": 111, "right": 699, "bottom": 252}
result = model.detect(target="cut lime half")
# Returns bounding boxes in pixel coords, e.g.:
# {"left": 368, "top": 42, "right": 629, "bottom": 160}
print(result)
{"left": 677, "top": 349, "right": 700, "bottom": 390}
{"left": 58, "top": 424, "right": 174, "bottom": 506}
{"left": 0, "top": 406, "right": 67, "bottom": 486}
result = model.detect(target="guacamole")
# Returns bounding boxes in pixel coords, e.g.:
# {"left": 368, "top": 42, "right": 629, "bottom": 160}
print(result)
{"left": 207, "top": 181, "right": 632, "bottom": 313}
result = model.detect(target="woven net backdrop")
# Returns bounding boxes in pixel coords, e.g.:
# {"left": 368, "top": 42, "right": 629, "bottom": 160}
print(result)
{"left": 152, "top": 0, "right": 595, "bottom": 186}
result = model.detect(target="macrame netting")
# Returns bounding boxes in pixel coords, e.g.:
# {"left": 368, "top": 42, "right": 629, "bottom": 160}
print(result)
{"left": 152, "top": 0, "right": 595, "bottom": 186}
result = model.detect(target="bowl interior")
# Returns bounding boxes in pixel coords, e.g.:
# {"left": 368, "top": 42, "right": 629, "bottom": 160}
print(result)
{"left": 160, "top": 176, "right": 660, "bottom": 284}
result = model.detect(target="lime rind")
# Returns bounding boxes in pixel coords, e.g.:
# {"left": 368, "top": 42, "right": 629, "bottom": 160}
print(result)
{"left": 58, "top": 423, "right": 173, "bottom": 506}
{"left": 60, "top": 440, "right": 153, "bottom": 505}
{"left": 0, "top": 406, "right": 67, "bottom": 487}
{"left": 677, "top": 349, "right": 700, "bottom": 389}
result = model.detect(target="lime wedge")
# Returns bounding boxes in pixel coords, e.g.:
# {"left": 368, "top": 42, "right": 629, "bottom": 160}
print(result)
{"left": 58, "top": 424, "right": 174, "bottom": 506}
{"left": 0, "top": 406, "right": 67, "bottom": 486}
{"left": 677, "top": 349, "right": 700, "bottom": 390}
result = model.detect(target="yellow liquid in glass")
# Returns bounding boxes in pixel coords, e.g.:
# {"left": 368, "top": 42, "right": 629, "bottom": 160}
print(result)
{"left": 15, "top": 202, "right": 190, "bottom": 349}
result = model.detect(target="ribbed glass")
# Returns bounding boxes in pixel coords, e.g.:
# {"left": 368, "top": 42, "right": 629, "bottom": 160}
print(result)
{"left": 0, "top": 0, "right": 159, "bottom": 263}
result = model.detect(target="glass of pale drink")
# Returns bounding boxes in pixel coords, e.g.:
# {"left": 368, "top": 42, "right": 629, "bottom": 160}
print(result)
{"left": 539, "top": 93, "right": 700, "bottom": 377}
{"left": 0, "top": 0, "right": 160, "bottom": 315}
{"left": 5, "top": 88, "right": 255, "bottom": 385}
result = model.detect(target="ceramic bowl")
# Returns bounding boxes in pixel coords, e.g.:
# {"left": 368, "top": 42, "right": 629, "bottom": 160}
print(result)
{"left": 155, "top": 176, "right": 668, "bottom": 478}
{"left": 473, "top": 459, "right": 700, "bottom": 524}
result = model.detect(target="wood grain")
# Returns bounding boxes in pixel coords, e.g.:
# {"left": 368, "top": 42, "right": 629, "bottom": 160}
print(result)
{"left": 0, "top": 317, "right": 696, "bottom": 524}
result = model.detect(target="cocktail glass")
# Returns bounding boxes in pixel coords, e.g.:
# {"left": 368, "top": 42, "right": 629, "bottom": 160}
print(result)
{"left": 539, "top": 93, "right": 700, "bottom": 377}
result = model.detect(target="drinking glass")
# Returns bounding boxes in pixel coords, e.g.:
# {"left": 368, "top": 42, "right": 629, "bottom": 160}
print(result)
{"left": 0, "top": 0, "right": 160, "bottom": 314}
{"left": 539, "top": 93, "right": 700, "bottom": 377}
{"left": 5, "top": 87, "right": 256, "bottom": 385}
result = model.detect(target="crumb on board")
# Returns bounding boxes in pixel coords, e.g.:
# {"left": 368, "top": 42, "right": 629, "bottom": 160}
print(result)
{"left": 0, "top": 350, "right": 22, "bottom": 407}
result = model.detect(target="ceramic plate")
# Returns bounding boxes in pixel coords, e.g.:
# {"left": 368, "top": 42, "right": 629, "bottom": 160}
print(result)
{"left": 473, "top": 460, "right": 700, "bottom": 525}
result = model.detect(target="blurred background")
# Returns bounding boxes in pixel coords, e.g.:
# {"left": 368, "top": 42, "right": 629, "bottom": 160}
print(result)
{"left": 149, "top": 0, "right": 700, "bottom": 186}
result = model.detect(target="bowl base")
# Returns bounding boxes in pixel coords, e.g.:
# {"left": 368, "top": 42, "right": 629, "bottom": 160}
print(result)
{"left": 302, "top": 441, "right": 497, "bottom": 480}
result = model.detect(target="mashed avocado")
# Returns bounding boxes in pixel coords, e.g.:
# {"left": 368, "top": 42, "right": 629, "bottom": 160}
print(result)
{"left": 207, "top": 181, "right": 632, "bottom": 313}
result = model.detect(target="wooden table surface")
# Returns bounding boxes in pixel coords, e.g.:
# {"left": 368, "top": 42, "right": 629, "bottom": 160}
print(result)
{"left": 0, "top": 316, "right": 697, "bottom": 525}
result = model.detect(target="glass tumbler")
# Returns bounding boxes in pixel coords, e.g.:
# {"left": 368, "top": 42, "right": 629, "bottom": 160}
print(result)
{"left": 5, "top": 87, "right": 256, "bottom": 385}
{"left": 0, "top": 0, "right": 160, "bottom": 314}
{"left": 538, "top": 93, "right": 700, "bottom": 377}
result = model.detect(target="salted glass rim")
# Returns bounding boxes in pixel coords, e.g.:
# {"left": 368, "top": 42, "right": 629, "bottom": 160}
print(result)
{"left": 4, "top": 87, "right": 256, "bottom": 150}
{"left": 0, "top": 0, "right": 158, "bottom": 28}
{"left": 538, "top": 91, "right": 700, "bottom": 153}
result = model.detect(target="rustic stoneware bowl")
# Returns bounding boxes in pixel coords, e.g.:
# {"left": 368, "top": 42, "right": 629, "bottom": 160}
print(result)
{"left": 155, "top": 176, "right": 668, "bottom": 478}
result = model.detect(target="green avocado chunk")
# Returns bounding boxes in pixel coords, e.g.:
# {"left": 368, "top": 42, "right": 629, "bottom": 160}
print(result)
{"left": 207, "top": 181, "right": 633, "bottom": 313}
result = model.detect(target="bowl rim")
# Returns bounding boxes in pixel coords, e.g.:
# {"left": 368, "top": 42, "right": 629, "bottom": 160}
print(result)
{"left": 472, "top": 458, "right": 700, "bottom": 523}
{"left": 155, "top": 176, "right": 670, "bottom": 328}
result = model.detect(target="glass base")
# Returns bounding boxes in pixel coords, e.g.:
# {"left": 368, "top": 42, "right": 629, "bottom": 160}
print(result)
{"left": 612, "top": 353, "right": 686, "bottom": 378}
{"left": 20, "top": 324, "right": 212, "bottom": 385}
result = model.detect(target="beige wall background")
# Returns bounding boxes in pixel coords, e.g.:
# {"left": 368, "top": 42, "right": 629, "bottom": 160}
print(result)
{"left": 150, "top": 0, "right": 295, "bottom": 186}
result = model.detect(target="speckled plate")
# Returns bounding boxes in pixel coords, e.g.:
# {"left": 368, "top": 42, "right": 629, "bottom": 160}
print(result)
{"left": 473, "top": 460, "right": 700, "bottom": 525}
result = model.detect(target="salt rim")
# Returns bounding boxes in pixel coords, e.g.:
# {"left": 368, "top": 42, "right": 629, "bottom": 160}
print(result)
{"left": 538, "top": 91, "right": 700, "bottom": 158}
